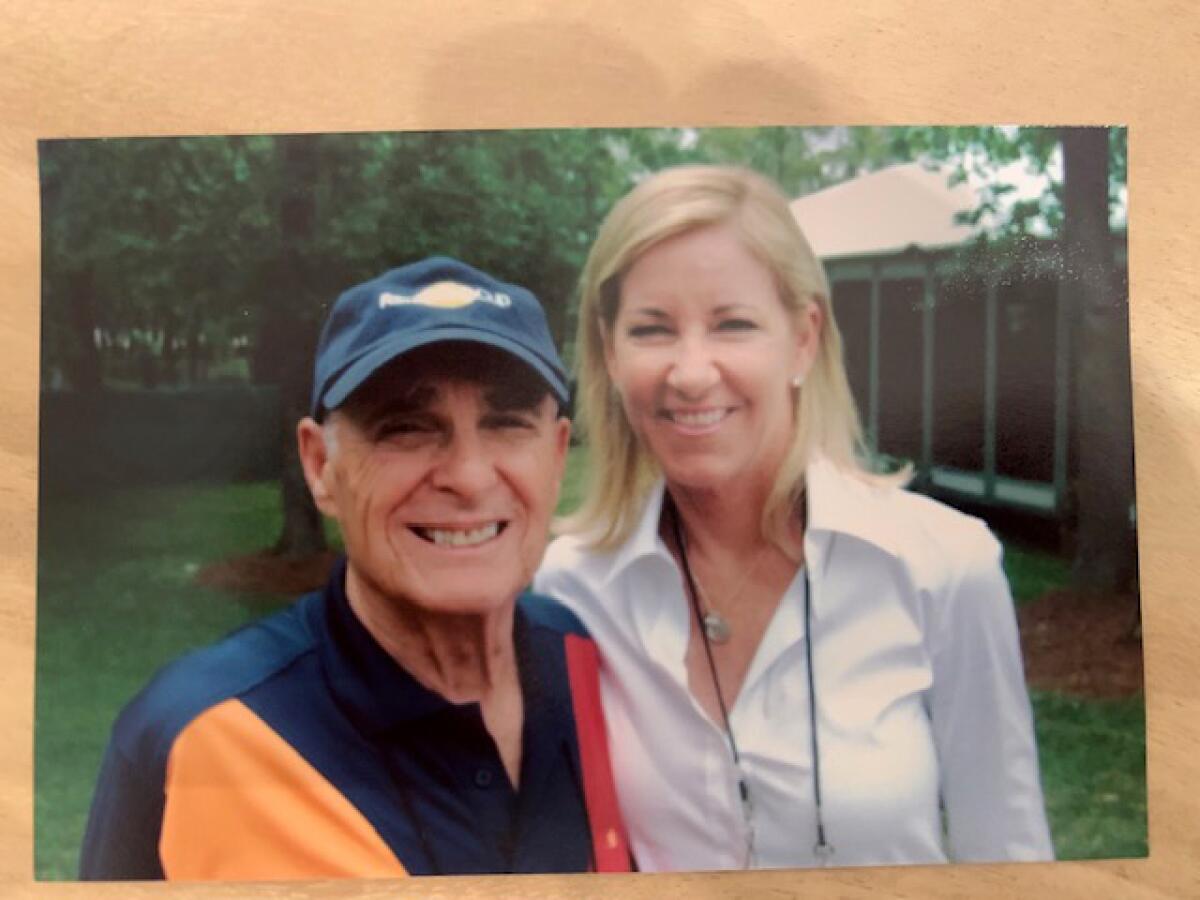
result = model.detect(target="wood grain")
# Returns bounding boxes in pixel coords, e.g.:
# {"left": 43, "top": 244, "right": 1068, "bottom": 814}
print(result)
{"left": 3, "top": 1, "right": 1197, "bottom": 896}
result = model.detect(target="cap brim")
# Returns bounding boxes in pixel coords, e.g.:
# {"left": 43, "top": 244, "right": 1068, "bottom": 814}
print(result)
{"left": 318, "top": 326, "right": 569, "bottom": 417}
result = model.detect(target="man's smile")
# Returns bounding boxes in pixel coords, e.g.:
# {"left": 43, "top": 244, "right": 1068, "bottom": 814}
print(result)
{"left": 408, "top": 521, "right": 509, "bottom": 547}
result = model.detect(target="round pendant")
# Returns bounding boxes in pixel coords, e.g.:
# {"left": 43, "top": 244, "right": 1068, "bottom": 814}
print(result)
{"left": 703, "top": 611, "right": 732, "bottom": 644}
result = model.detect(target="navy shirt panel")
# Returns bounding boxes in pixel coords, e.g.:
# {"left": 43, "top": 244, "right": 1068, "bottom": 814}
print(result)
{"left": 81, "top": 558, "right": 598, "bottom": 879}
{"left": 80, "top": 601, "right": 319, "bottom": 880}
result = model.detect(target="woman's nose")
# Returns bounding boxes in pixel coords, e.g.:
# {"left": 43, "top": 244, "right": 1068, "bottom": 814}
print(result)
{"left": 665, "top": 337, "right": 720, "bottom": 396}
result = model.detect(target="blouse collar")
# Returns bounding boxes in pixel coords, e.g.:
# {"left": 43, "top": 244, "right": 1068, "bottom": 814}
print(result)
{"left": 605, "top": 456, "right": 908, "bottom": 588}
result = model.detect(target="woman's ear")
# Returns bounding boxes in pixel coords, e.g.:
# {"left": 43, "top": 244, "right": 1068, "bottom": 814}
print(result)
{"left": 792, "top": 299, "right": 824, "bottom": 382}
{"left": 600, "top": 318, "right": 617, "bottom": 376}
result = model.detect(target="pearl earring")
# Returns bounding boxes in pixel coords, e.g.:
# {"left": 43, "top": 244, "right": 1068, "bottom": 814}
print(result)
{"left": 791, "top": 373, "right": 804, "bottom": 388}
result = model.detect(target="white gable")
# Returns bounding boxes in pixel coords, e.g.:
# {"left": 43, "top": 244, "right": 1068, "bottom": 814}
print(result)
{"left": 790, "top": 160, "right": 1062, "bottom": 260}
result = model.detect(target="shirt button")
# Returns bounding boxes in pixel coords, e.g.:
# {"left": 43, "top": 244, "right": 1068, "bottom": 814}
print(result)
{"left": 474, "top": 768, "right": 494, "bottom": 788}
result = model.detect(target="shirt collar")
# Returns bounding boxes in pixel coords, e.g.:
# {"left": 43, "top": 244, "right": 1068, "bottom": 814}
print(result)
{"left": 318, "top": 557, "right": 540, "bottom": 737}
{"left": 803, "top": 455, "right": 907, "bottom": 559}
{"left": 605, "top": 479, "right": 672, "bottom": 585}
{"left": 604, "top": 456, "right": 905, "bottom": 586}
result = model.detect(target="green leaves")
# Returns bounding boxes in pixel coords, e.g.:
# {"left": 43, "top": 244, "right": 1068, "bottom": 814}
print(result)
{"left": 41, "top": 126, "right": 1127, "bottom": 391}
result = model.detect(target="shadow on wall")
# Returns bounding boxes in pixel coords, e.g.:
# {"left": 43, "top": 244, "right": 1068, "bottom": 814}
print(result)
{"left": 417, "top": 3, "right": 833, "bottom": 129}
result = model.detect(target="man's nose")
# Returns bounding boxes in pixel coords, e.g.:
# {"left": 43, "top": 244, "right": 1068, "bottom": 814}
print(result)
{"left": 429, "top": 429, "right": 497, "bottom": 497}
{"left": 665, "top": 335, "right": 720, "bottom": 396}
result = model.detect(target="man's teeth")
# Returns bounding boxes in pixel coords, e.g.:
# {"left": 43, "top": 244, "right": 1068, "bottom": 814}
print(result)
{"left": 673, "top": 409, "right": 726, "bottom": 427}
{"left": 421, "top": 523, "right": 501, "bottom": 547}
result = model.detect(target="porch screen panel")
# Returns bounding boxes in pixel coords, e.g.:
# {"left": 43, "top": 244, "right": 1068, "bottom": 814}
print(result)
{"left": 933, "top": 278, "right": 985, "bottom": 472}
{"left": 830, "top": 280, "right": 871, "bottom": 427}
{"left": 877, "top": 278, "right": 924, "bottom": 465}
{"left": 995, "top": 278, "right": 1056, "bottom": 482}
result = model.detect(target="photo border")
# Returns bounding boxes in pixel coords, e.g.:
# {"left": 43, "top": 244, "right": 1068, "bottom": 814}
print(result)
{"left": 4, "top": 2, "right": 1198, "bottom": 897}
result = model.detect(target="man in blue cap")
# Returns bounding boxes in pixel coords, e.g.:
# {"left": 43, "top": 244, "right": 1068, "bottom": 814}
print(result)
{"left": 80, "top": 258, "right": 631, "bottom": 880}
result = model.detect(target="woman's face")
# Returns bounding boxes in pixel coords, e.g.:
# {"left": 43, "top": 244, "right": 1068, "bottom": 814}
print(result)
{"left": 605, "top": 223, "right": 820, "bottom": 496}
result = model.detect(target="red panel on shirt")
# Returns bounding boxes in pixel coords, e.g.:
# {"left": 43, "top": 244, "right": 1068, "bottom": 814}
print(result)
{"left": 564, "top": 634, "right": 632, "bottom": 873}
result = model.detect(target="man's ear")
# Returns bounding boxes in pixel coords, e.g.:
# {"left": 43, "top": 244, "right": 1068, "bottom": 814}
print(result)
{"left": 543, "top": 411, "right": 573, "bottom": 514}
{"left": 553, "top": 413, "right": 572, "bottom": 467}
{"left": 296, "top": 417, "right": 337, "bottom": 517}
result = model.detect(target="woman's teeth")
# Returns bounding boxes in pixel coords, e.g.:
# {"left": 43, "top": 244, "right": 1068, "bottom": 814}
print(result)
{"left": 672, "top": 409, "right": 726, "bottom": 427}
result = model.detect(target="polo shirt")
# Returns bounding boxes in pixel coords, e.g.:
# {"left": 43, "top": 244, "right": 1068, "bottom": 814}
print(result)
{"left": 79, "top": 559, "right": 630, "bottom": 880}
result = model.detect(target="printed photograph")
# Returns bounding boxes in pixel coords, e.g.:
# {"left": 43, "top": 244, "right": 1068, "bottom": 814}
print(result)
{"left": 35, "top": 125, "right": 1141, "bottom": 880}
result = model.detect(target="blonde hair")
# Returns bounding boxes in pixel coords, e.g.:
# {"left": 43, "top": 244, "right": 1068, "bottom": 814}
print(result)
{"left": 562, "top": 164, "right": 891, "bottom": 551}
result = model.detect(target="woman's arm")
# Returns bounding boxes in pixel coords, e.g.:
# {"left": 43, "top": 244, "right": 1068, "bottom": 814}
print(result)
{"left": 926, "top": 526, "right": 1055, "bottom": 862}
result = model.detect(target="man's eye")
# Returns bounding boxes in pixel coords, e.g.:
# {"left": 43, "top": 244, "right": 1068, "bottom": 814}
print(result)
{"left": 485, "top": 414, "right": 535, "bottom": 431}
{"left": 377, "top": 420, "right": 431, "bottom": 438}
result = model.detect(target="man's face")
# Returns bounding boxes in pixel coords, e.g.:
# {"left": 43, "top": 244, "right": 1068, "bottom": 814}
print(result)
{"left": 299, "top": 351, "right": 571, "bottom": 617}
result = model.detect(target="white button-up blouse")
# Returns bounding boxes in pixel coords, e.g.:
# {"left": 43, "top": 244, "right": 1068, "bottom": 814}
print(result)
{"left": 534, "top": 458, "right": 1054, "bottom": 870}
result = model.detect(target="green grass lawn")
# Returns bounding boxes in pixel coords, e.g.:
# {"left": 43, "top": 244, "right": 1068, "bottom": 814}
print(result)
{"left": 1032, "top": 693, "right": 1146, "bottom": 859}
{"left": 35, "top": 453, "right": 1145, "bottom": 878}
{"left": 1003, "top": 542, "right": 1072, "bottom": 606}
{"left": 35, "top": 482, "right": 293, "bottom": 880}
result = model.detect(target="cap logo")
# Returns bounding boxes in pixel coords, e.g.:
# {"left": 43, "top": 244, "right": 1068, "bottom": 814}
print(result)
{"left": 379, "top": 280, "right": 512, "bottom": 311}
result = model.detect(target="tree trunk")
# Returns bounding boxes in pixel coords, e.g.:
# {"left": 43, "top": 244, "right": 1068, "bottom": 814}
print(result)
{"left": 1061, "top": 127, "right": 1137, "bottom": 594}
{"left": 274, "top": 350, "right": 326, "bottom": 559}
{"left": 41, "top": 142, "right": 102, "bottom": 393}
{"left": 64, "top": 265, "right": 103, "bottom": 392}
{"left": 157, "top": 311, "right": 176, "bottom": 388}
{"left": 264, "top": 136, "right": 327, "bottom": 560}
{"left": 186, "top": 307, "right": 207, "bottom": 384}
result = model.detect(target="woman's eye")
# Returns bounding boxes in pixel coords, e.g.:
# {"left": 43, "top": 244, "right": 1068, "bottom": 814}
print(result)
{"left": 626, "top": 323, "right": 670, "bottom": 338}
{"left": 717, "top": 318, "right": 757, "bottom": 332}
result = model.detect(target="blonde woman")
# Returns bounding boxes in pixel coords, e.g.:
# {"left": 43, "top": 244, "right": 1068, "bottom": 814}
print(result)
{"left": 534, "top": 165, "right": 1053, "bottom": 870}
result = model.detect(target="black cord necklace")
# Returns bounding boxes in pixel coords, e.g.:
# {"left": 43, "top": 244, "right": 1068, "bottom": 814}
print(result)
{"left": 667, "top": 494, "right": 834, "bottom": 866}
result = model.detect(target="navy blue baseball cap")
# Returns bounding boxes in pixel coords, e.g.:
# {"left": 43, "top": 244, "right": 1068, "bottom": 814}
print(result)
{"left": 310, "top": 256, "right": 569, "bottom": 420}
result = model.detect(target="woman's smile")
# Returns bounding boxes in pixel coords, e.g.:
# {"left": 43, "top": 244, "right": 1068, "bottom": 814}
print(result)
{"left": 660, "top": 406, "right": 734, "bottom": 433}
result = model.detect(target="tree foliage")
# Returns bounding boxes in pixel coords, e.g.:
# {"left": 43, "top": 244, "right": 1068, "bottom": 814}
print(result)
{"left": 693, "top": 126, "right": 917, "bottom": 196}
{"left": 40, "top": 125, "right": 1128, "bottom": 391}
{"left": 40, "top": 129, "right": 704, "bottom": 553}
{"left": 40, "top": 129, "right": 706, "bottom": 392}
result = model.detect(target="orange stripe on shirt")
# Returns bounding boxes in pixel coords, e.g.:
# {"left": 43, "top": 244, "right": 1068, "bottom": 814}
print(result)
{"left": 160, "top": 698, "right": 407, "bottom": 881}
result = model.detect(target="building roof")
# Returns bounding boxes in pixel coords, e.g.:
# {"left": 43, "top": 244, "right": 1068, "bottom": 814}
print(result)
{"left": 790, "top": 160, "right": 1060, "bottom": 260}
